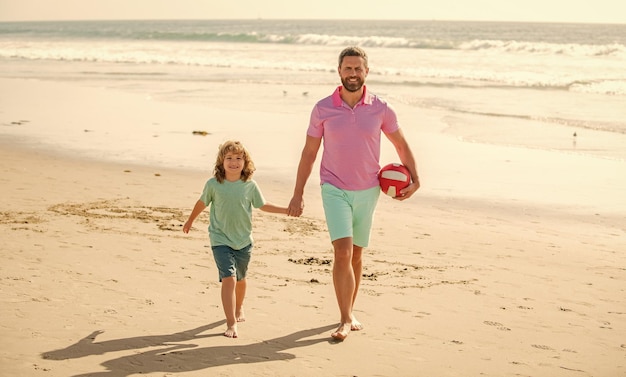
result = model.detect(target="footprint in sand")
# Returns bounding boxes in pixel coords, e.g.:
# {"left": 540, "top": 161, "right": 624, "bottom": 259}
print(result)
{"left": 483, "top": 321, "right": 511, "bottom": 331}
{"left": 392, "top": 307, "right": 411, "bottom": 313}
{"left": 531, "top": 344, "right": 554, "bottom": 351}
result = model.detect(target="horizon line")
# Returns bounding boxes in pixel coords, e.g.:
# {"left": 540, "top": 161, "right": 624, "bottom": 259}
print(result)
{"left": 1, "top": 18, "right": 625, "bottom": 26}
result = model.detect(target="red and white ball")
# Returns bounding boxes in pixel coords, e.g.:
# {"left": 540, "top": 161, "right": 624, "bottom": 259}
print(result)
{"left": 378, "top": 163, "right": 411, "bottom": 197}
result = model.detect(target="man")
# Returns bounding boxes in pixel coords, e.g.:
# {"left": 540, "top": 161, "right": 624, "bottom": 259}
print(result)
{"left": 287, "top": 46, "right": 420, "bottom": 341}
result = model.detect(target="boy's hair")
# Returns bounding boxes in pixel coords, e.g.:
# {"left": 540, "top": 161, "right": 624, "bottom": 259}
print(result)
{"left": 213, "top": 140, "right": 255, "bottom": 183}
{"left": 338, "top": 46, "right": 368, "bottom": 69}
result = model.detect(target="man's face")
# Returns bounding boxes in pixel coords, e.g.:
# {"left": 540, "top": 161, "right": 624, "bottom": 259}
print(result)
{"left": 339, "top": 56, "right": 369, "bottom": 92}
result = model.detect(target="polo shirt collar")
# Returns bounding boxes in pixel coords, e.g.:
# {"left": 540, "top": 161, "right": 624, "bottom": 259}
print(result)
{"left": 332, "top": 85, "right": 372, "bottom": 107}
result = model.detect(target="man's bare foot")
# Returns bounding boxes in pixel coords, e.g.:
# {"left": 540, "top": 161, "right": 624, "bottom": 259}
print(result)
{"left": 350, "top": 317, "right": 364, "bottom": 331}
{"left": 236, "top": 308, "right": 246, "bottom": 322}
{"left": 224, "top": 325, "right": 238, "bottom": 338}
{"left": 331, "top": 323, "right": 351, "bottom": 341}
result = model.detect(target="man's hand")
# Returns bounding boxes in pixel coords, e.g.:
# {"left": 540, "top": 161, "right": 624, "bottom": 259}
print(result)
{"left": 395, "top": 180, "right": 420, "bottom": 201}
{"left": 287, "top": 196, "right": 304, "bottom": 217}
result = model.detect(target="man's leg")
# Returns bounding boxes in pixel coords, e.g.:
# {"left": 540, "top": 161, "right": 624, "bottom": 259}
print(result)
{"left": 332, "top": 237, "right": 355, "bottom": 340}
{"left": 350, "top": 245, "right": 364, "bottom": 330}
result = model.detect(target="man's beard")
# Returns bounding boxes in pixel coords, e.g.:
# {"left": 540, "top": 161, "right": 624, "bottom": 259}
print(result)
{"left": 341, "top": 77, "right": 364, "bottom": 92}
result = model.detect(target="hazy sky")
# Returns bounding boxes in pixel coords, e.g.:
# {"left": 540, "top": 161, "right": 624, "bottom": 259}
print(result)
{"left": 0, "top": 0, "right": 624, "bottom": 24}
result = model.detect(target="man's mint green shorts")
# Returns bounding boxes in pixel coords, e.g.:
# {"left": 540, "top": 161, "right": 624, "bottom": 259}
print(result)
{"left": 321, "top": 183, "right": 380, "bottom": 247}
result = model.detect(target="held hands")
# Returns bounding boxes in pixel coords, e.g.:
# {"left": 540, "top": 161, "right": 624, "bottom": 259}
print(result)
{"left": 287, "top": 196, "right": 304, "bottom": 217}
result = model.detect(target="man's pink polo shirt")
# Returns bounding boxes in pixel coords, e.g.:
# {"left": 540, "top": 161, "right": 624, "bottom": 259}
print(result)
{"left": 307, "top": 85, "right": 400, "bottom": 191}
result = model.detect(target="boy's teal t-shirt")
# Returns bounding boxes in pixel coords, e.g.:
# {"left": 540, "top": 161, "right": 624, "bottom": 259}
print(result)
{"left": 199, "top": 178, "right": 266, "bottom": 250}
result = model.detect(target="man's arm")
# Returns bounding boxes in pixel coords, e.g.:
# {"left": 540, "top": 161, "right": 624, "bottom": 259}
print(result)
{"left": 385, "top": 129, "right": 420, "bottom": 200}
{"left": 288, "top": 135, "right": 322, "bottom": 216}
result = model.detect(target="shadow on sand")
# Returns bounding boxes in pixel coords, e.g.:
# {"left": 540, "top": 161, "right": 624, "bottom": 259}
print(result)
{"left": 42, "top": 320, "right": 338, "bottom": 377}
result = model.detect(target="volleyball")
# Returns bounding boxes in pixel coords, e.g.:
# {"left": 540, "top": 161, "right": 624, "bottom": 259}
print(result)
{"left": 378, "top": 163, "right": 411, "bottom": 197}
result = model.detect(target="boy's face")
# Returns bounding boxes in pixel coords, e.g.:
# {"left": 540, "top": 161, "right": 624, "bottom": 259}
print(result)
{"left": 223, "top": 152, "right": 244, "bottom": 179}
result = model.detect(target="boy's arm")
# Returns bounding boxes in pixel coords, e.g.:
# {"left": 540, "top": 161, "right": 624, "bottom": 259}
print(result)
{"left": 183, "top": 200, "right": 207, "bottom": 233}
{"left": 259, "top": 203, "right": 288, "bottom": 215}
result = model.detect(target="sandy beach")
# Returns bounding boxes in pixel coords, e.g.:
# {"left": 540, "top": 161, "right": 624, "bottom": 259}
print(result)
{"left": 1, "top": 77, "right": 625, "bottom": 377}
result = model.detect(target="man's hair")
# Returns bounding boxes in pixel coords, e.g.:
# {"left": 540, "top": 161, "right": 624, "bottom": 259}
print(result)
{"left": 338, "top": 46, "right": 368, "bottom": 69}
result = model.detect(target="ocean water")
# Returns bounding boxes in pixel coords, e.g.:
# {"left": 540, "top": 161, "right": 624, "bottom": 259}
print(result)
{"left": 1, "top": 19, "right": 625, "bottom": 164}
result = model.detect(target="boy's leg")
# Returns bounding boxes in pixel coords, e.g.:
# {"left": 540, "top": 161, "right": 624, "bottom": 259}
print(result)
{"left": 232, "top": 244, "right": 252, "bottom": 324}
{"left": 212, "top": 245, "right": 239, "bottom": 338}
{"left": 235, "top": 278, "right": 247, "bottom": 322}
{"left": 221, "top": 276, "right": 238, "bottom": 338}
